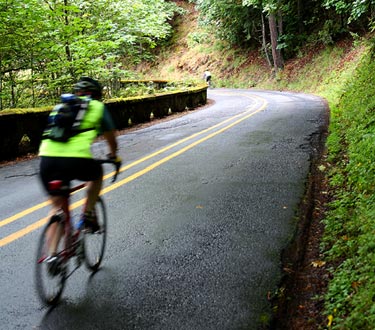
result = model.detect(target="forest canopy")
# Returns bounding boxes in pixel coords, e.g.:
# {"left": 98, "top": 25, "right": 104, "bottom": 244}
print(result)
{"left": 0, "top": 0, "right": 183, "bottom": 109}
{"left": 2, "top": 0, "right": 375, "bottom": 109}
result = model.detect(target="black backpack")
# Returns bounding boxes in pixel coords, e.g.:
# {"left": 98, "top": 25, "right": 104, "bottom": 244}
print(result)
{"left": 43, "top": 94, "right": 94, "bottom": 142}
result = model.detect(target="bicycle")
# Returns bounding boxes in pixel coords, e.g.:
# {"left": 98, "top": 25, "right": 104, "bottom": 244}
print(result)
{"left": 34, "top": 158, "right": 121, "bottom": 306}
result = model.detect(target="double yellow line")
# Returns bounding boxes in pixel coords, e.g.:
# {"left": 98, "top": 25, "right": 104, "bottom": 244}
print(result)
{"left": 0, "top": 93, "right": 267, "bottom": 247}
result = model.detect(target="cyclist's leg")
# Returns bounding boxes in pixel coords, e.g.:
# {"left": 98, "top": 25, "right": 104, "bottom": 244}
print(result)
{"left": 46, "top": 196, "right": 66, "bottom": 255}
{"left": 80, "top": 178, "right": 103, "bottom": 232}
{"left": 40, "top": 157, "right": 70, "bottom": 255}
{"left": 207, "top": 76, "right": 212, "bottom": 87}
{"left": 41, "top": 157, "right": 103, "bottom": 231}
{"left": 84, "top": 176, "right": 103, "bottom": 213}
{"left": 69, "top": 158, "right": 103, "bottom": 214}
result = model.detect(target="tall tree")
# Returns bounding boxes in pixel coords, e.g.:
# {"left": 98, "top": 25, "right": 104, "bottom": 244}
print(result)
{"left": 264, "top": 0, "right": 284, "bottom": 72}
{"left": 243, "top": 0, "right": 284, "bottom": 72}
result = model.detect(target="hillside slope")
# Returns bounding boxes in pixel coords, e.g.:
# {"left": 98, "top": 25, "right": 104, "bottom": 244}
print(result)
{"left": 136, "top": 1, "right": 270, "bottom": 87}
{"left": 137, "top": 1, "right": 364, "bottom": 94}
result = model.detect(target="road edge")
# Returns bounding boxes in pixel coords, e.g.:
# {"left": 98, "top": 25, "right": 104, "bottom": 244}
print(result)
{"left": 270, "top": 99, "right": 330, "bottom": 329}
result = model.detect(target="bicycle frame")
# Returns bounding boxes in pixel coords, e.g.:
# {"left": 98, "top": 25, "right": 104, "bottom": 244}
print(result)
{"left": 35, "top": 157, "right": 121, "bottom": 305}
{"left": 45, "top": 181, "right": 86, "bottom": 262}
{"left": 43, "top": 158, "right": 120, "bottom": 259}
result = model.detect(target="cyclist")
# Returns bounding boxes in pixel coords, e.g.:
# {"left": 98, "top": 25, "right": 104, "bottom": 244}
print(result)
{"left": 203, "top": 70, "right": 212, "bottom": 86}
{"left": 38, "top": 77, "right": 119, "bottom": 255}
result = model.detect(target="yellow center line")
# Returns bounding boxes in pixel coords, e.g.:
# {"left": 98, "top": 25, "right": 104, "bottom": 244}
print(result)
{"left": 1, "top": 217, "right": 49, "bottom": 246}
{"left": 0, "top": 111, "right": 240, "bottom": 230}
{"left": 112, "top": 100, "right": 256, "bottom": 174}
{"left": 0, "top": 201, "right": 51, "bottom": 228}
{"left": 0, "top": 93, "right": 261, "bottom": 229}
{"left": 0, "top": 94, "right": 267, "bottom": 247}
{"left": 101, "top": 98, "right": 267, "bottom": 195}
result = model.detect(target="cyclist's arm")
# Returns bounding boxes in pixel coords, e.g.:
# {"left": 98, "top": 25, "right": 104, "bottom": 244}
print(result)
{"left": 103, "top": 131, "right": 117, "bottom": 158}
{"left": 100, "top": 106, "right": 118, "bottom": 157}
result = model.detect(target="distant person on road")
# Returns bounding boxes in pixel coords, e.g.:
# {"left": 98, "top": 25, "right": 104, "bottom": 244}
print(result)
{"left": 203, "top": 70, "right": 212, "bottom": 87}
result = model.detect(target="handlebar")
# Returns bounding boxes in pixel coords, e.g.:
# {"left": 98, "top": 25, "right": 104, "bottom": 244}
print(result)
{"left": 96, "top": 156, "right": 122, "bottom": 183}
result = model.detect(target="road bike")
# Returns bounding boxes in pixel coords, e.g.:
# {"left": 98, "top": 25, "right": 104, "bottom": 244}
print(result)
{"left": 34, "top": 158, "right": 121, "bottom": 306}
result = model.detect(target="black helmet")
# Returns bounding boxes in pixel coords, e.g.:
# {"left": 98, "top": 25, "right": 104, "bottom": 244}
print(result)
{"left": 74, "top": 76, "right": 102, "bottom": 99}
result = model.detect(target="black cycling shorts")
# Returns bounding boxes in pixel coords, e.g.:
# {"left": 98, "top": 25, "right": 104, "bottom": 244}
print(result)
{"left": 39, "top": 156, "right": 103, "bottom": 196}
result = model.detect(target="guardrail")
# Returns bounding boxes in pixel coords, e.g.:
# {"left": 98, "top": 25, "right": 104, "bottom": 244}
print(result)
{"left": 0, "top": 84, "right": 207, "bottom": 161}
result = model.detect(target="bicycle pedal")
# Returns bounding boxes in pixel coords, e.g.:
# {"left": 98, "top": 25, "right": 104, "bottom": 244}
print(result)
{"left": 83, "top": 226, "right": 102, "bottom": 234}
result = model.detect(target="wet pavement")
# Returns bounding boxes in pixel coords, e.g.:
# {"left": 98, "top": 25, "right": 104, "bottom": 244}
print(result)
{"left": 0, "top": 89, "right": 328, "bottom": 329}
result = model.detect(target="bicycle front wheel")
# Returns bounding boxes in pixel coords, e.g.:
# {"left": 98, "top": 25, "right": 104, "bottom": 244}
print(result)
{"left": 84, "top": 197, "right": 107, "bottom": 272}
{"left": 35, "top": 219, "right": 67, "bottom": 306}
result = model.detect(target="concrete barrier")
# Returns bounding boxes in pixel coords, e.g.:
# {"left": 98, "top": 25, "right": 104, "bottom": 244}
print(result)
{"left": 0, "top": 84, "right": 207, "bottom": 161}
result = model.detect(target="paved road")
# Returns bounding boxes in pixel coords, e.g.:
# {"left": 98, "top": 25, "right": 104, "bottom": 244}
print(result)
{"left": 0, "top": 89, "right": 328, "bottom": 329}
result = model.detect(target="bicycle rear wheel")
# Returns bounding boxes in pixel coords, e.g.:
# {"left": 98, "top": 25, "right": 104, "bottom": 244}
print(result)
{"left": 84, "top": 197, "right": 107, "bottom": 271}
{"left": 35, "top": 218, "right": 67, "bottom": 305}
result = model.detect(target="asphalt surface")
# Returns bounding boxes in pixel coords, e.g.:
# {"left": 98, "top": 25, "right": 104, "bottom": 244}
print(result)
{"left": 0, "top": 89, "right": 328, "bottom": 330}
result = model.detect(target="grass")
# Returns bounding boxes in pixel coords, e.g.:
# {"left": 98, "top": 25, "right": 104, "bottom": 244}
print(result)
{"left": 318, "top": 49, "right": 375, "bottom": 329}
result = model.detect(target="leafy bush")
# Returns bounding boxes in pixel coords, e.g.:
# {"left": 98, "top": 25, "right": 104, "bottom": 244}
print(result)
{"left": 322, "top": 49, "right": 375, "bottom": 329}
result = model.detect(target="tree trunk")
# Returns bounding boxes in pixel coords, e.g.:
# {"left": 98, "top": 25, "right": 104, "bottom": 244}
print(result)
{"left": 297, "top": 0, "right": 303, "bottom": 33}
{"left": 278, "top": 9, "right": 283, "bottom": 36}
{"left": 268, "top": 13, "right": 283, "bottom": 74}
{"left": 10, "top": 71, "right": 16, "bottom": 108}
{"left": 261, "top": 13, "right": 272, "bottom": 68}
{"left": 0, "top": 57, "right": 2, "bottom": 110}
{"left": 64, "top": 1, "right": 71, "bottom": 62}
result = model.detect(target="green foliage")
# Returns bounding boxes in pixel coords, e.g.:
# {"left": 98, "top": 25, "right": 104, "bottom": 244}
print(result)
{"left": 195, "top": 0, "right": 262, "bottom": 46}
{"left": 0, "top": 0, "right": 183, "bottom": 109}
{"left": 187, "top": 31, "right": 210, "bottom": 48}
{"left": 195, "top": 0, "right": 375, "bottom": 62}
{"left": 320, "top": 50, "right": 375, "bottom": 328}
{"left": 324, "top": 0, "right": 375, "bottom": 23}
{"left": 115, "top": 81, "right": 173, "bottom": 98}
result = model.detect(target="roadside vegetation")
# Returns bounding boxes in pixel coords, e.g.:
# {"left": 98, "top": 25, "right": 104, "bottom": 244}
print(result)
{"left": 319, "top": 50, "right": 375, "bottom": 329}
